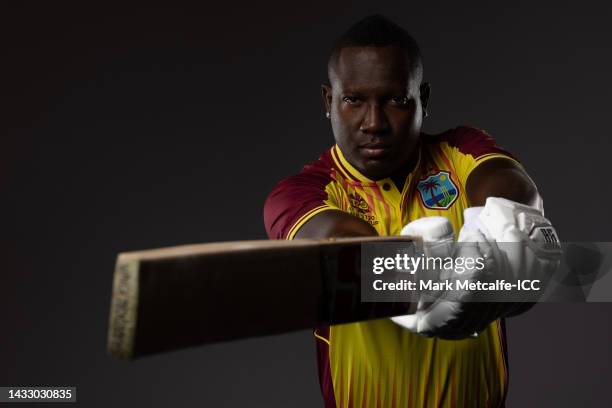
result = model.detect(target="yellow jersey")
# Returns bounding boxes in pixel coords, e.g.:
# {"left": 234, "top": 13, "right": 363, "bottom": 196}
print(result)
{"left": 264, "top": 126, "right": 518, "bottom": 407}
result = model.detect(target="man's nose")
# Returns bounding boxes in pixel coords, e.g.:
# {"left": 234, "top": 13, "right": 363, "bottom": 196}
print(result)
{"left": 360, "top": 103, "right": 389, "bottom": 134}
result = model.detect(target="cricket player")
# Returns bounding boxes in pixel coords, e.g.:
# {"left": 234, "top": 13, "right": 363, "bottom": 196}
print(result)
{"left": 264, "top": 15, "right": 559, "bottom": 407}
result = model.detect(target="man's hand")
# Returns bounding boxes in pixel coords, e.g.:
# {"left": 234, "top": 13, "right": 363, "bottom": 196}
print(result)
{"left": 390, "top": 216, "right": 490, "bottom": 339}
{"left": 462, "top": 197, "right": 562, "bottom": 318}
{"left": 391, "top": 197, "right": 562, "bottom": 339}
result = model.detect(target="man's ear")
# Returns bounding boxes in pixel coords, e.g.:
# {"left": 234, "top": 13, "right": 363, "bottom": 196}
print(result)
{"left": 321, "top": 84, "right": 332, "bottom": 115}
{"left": 419, "top": 82, "right": 431, "bottom": 117}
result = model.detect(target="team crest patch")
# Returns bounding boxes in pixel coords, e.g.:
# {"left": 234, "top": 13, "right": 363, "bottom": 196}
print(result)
{"left": 417, "top": 171, "right": 458, "bottom": 210}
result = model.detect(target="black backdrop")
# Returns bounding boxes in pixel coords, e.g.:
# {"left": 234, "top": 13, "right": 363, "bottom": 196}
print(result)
{"left": 2, "top": 2, "right": 611, "bottom": 407}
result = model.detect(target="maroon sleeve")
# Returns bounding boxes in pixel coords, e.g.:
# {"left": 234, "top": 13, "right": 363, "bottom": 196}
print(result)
{"left": 264, "top": 152, "right": 337, "bottom": 240}
{"left": 438, "top": 126, "right": 518, "bottom": 161}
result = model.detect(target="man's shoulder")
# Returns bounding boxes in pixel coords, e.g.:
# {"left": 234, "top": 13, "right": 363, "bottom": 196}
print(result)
{"left": 263, "top": 147, "right": 340, "bottom": 240}
{"left": 423, "top": 125, "right": 515, "bottom": 160}
{"left": 423, "top": 125, "right": 495, "bottom": 150}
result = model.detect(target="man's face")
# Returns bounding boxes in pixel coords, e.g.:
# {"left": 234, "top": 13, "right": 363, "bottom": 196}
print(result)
{"left": 323, "top": 46, "right": 428, "bottom": 180}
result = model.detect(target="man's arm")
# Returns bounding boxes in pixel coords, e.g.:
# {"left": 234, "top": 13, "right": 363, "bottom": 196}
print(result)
{"left": 294, "top": 210, "right": 378, "bottom": 239}
{"left": 393, "top": 157, "right": 560, "bottom": 337}
{"left": 294, "top": 209, "right": 418, "bottom": 316}
{"left": 465, "top": 157, "right": 556, "bottom": 319}
{"left": 466, "top": 158, "right": 540, "bottom": 207}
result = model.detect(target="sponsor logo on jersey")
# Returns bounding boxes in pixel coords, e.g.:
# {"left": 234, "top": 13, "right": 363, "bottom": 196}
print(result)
{"left": 417, "top": 171, "right": 458, "bottom": 210}
{"left": 348, "top": 192, "right": 379, "bottom": 225}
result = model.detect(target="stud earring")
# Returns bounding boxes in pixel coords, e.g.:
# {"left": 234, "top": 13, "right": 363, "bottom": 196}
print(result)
{"left": 326, "top": 112, "right": 331, "bottom": 119}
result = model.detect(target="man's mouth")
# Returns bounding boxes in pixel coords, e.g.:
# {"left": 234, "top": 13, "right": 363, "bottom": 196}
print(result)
{"left": 360, "top": 143, "right": 392, "bottom": 159}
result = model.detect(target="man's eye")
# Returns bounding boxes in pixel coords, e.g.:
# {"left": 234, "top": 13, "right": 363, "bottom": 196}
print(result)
{"left": 342, "top": 96, "right": 360, "bottom": 104}
{"left": 391, "top": 96, "right": 410, "bottom": 105}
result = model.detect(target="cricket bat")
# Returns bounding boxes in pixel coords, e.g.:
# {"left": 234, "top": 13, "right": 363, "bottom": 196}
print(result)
{"left": 107, "top": 236, "right": 417, "bottom": 359}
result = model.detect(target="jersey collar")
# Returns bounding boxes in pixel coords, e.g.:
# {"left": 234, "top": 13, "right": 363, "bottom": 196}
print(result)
{"left": 332, "top": 144, "right": 422, "bottom": 189}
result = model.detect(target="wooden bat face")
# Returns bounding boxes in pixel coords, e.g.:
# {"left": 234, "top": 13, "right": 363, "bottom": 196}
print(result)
{"left": 107, "top": 236, "right": 417, "bottom": 359}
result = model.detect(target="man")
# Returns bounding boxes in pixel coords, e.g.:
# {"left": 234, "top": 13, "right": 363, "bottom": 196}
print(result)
{"left": 264, "top": 15, "right": 551, "bottom": 407}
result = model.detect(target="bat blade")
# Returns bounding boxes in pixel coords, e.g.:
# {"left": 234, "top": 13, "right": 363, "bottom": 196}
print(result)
{"left": 107, "top": 237, "right": 416, "bottom": 359}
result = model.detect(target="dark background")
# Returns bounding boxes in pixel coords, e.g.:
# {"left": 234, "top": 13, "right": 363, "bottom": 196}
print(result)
{"left": 2, "top": 2, "right": 611, "bottom": 407}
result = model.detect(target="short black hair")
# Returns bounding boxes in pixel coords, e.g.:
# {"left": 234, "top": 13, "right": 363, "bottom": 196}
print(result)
{"left": 328, "top": 15, "right": 423, "bottom": 82}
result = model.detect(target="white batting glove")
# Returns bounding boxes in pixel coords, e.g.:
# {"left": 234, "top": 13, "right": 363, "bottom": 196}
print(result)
{"left": 391, "top": 216, "right": 489, "bottom": 339}
{"left": 391, "top": 197, "right": 562, "bottom": 339}
{"left": 466, "top": 197, "right": 562, "bottom": 317}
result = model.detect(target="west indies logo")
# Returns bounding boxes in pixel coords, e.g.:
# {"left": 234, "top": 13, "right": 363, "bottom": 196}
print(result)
{"left": 417, "top": 171, "right": 458, "bottom": 210}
